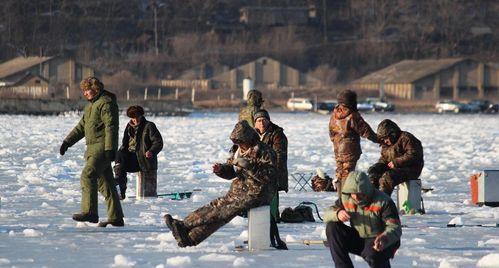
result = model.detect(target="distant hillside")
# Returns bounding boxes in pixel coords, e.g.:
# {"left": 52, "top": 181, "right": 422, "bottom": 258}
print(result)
{"left": 0, "top": 0, "right": 497, "bottom": 88}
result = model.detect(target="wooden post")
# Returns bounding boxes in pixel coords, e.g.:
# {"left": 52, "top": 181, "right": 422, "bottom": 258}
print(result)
{"left": 157, "top": 88, "right": 161, "bottom": 100}
{"left": 127, "top": 90, "right": 130, "bottom": 101}
{"left": 291, "top": 91, "right": 295, "bottom": 98}
{"left": 230, "top": 93, "right": 234, "bottom": 101}
{"left": 66, "top": 86, "right": 70, "bottom": 99}
{"left": 144, "top": 87, "right": 148, "bottom": 100}
{"left": 452, "top": 67, "right": 459, "bottom": 100}
{"left": 175, "top": 88, "right": 179, "bottom": 100}
{"left": 477, "top": 63, "right": 484, "bottom": 99}
{"left": 191, "top": 88, "right": 196, "bottom": 103}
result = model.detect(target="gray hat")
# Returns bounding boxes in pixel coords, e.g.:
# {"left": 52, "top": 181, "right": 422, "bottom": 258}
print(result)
{"left": 253, "top": 109, "right": 270, "bottom": 121}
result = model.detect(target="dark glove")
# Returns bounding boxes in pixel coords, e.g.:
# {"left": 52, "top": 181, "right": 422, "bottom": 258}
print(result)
{"left": 59, "top": 141, "right": 70, "bottom": 156}
{"left": 232, "top": 158, "right": 252, "bottom": 169}
{"left": 105, "top": 150, "right": 116, "bottom": 162}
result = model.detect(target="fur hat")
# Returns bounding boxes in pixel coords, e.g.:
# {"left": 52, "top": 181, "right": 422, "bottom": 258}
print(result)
{"left": 337, "top": 90, "right": 357, "bottom": 111}
{"left": 253, "top": 109, "right": 270, "bottom": 121}
{"left": 126, "top": 105, "right": 145, "bottom": 118}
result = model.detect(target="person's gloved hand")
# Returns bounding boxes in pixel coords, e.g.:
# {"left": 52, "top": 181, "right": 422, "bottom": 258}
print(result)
{"left": 59, "top": 141, "right": 70, "bottom": 156}
{"left": 105, "top": 150, "right": 116, "bottom": 162}
{"left": 373, "top": 234, "right": 388, "bottom": 251}
{"left": 232, "top": 158, "right": 252, "bottom": 169}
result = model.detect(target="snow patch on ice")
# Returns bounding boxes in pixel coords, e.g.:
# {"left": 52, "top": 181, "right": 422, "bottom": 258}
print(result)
{"left": 448, "top": 216, "right": 463, "bottom": 226}
{"left": 112, "top": 254, "right": 136, "bottom": 267}
{"left": 238, "top": 230, "right": 248, "bottom": 240}
{"left": 438, "top": 259, "right": 459, "bottom": 268}
{"left": 198, "top": 253, "right": 236, "bottom": 262}
{"left": 233, "top": 257, "right": 253, "bottom": 267}
{"left": 228, "top": 216, "right": 246, "bottom": 226}
{"left": 0, "top": 259, "right": 10, "bottom": 265}
{"left": 476, "top": 254, "right": 499, "bottom": 268}
{"left": 156, "top": 232, "right": 175, "bottom": 242}
{"left": 23, "top": 229, "right": 43, "bottom": 237}
{"left": 285, "top": 235, "right": 297, "bottom": 242}
{"left": 166, "top": 256, "right": 192, "bottom": 266}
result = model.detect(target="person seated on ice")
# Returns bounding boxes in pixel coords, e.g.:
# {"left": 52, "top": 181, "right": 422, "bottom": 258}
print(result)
{"left": 329, "top": 89, "right": 378, "bottom": 194}
{"left": 367, "top": 119, "right": 424, "bottom": 196}
{"left": 113, "top": 105, "right": 163, "bottom": 199}
{"left": 253, "top": 109, "right": 288, "bottom": 249}
{"left": 324, "top": 171, "right": 402, "bottom": 268}
{"left": 163, "top": 120, "right": 278, "bottom": 247}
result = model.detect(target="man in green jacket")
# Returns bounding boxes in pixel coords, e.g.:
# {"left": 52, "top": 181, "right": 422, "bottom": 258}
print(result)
{"left": 59, "top": 77, "right": 124, "bottom": 227}
{"left": 323, "top": 171, "right": 401, "bottom": 268}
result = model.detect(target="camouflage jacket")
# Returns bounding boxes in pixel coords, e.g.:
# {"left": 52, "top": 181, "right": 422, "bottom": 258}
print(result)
{"left": 329, "top": 171, "right": 402, "bottom": 247}
{"left": 64, "top": 90, "right": 119, "bottom": 157}
{"left": 378, "top": 131, "right": 424, "bottom": 179}
{"left": 259, "top": 122, "right": 288, "bottom": 192}
{"left": 329, "top": 105, "right": 377, "bottom": 162}
{"left": 238, "top": 106, "right": 259, "bottom": 128}
{"left": 215, "top": 142, "right": 278, "bottom": 203}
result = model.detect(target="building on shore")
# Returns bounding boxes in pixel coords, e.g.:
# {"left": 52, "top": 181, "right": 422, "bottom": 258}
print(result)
{"left": 0, "top": 55, "right": 97, "bottom": 99}
{"left": 351, "top": 58, "right": 499, "bottom": 100}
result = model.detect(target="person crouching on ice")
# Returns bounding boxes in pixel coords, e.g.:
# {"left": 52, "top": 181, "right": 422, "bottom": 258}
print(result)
{"left": 163, "top": 120, "right": 278, "bottom": 247}
{"left": 323, "top": 171, "right": 402, "bottom": 268}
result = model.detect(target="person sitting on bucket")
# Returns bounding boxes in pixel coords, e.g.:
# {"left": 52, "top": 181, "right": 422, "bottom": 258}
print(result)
{"left": 323, "top": 171, "right": 402, "bottom": 268}
{"left": 367, "top": 119, "right": 424, "bottom": 196}
{"left": 163, "top": 120, "right": 278, "bottom": 247}
{"left": 113, "top": 105, "right": 163, "bottom": 199}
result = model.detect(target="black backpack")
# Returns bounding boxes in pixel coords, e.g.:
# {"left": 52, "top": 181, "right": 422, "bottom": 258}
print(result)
{"left": 281, "top": 202, "right": 323, "bottom": 223}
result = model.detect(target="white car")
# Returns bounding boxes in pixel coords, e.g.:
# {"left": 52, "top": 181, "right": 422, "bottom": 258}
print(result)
{"left": 435, "top": 100, "right": 465, "bottom": 113}
{"left": 286, "top": 98, "right": 314, "bottom": 111}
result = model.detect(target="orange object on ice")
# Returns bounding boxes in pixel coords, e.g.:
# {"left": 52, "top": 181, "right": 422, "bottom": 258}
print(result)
{"left": 469, "top": 173, "right": 479, "bottom": 205}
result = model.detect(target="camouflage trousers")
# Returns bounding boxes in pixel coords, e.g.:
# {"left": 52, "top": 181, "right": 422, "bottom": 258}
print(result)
{"left": 335, "top": 159, "right": 358, "bottom": 195}
{"left": 183, "top": 178, "right": 267, "bottom": 246}
{"left": 370, "top": 168, "right": 416, "bottom": 196}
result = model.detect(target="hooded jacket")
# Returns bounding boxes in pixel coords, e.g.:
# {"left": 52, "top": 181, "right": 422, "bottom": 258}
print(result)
{"left": 328, "top": 171, "right": 402, "bottom": 248}
{"left": 215, "top": 121, "right": 277, "bottom": 203}
{"left": 377, "top": 119, "right": 424, "bottom": 178}
{"left": 329, "top": 105, "right": 377, "bottom": 162}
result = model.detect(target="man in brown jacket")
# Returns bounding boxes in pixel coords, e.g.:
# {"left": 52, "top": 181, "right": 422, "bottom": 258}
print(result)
{"left": 163, "top": 121, "right": 278, "bottom": 247}
{"left": 329, "top": 90, "right": 378, "bottom": 193}
{"left": 368, "top": 119, "right": 424, "bottom": 195}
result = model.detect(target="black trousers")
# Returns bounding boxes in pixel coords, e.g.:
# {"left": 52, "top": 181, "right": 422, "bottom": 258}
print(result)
{"left": 115, "top": 149, "right": 140, "bottom": 184}
{"left": 326, "top": 221, "right": 399, "bottom": 268}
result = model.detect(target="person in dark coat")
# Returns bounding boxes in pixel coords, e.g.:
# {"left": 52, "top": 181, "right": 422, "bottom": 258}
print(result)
{"left": 163, "top": 121, "right": 278, "bottom": 247}
{"left": 329, "top": 90, "right": 378, "bottom": 193}
{"left": 367, "top": 119, "right": 424, "bottom": 195}
{"left": 59, "top": 77, "right": 124, "bottom": 227}
{"left": 114, "top": 105, "right": 163, "bottom": 199}
{"left": 254, "top": 109, "right": 288, "bottom": 249}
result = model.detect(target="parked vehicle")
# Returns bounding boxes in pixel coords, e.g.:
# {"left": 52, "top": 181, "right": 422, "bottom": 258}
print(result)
{"left": 435, "top": 100, "right": 466, "bottom": 113}
{"left": 286, "top": 98, "right": 314, "bottom": 111}
{"left": 467, "top": 100, "right": 499, "bottom": 113}
{"left": 316, "top": 100, "right": 337, "bottom": 114}
{"left": 462, "top": 102, "right": 481, "bottom": 113}
{"left": 356, "top": 100, "right": 375, "bottom": 112}
{"left": 364, "top": 98, "right": 395, "bottom": 112}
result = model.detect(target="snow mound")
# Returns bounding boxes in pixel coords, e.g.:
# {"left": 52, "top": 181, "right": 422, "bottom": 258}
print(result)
{"left": 238, "top": 230, "right": 248, "bottom": 240}
{"left": 0, "top": 258, "right": 10, "bottom": 265}
{"left": 285, "top": 235, "right": 298, "bottom": 243}
{"left": 166, "top": 256, "right": 192, "bottom": 266}
{"left": 198, "top": 253, "right": 236, "bottom": 262}
{"left": 23, "top": 229, "right": 43, "bottom": 237}
{"left": 447, "top": 216, "right": 463, "bottom": 226}
{"left": 156, "top": 232, "right": 175, "bottom": 242}
{"left": 233, "top": 257, "right": 253, "bottom": 267}
{"left": 112, "top": 254, "right": 136, "bottom": 267}
{"left": 477, "top": 254, "right": 499, "bottom": 268}
{"left": 439, "top": 259, "right": 458, "bottom": 268}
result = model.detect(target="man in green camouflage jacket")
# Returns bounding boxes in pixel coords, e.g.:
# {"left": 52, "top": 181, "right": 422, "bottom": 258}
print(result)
{"left": 324, "top": 171, "right": 402, "bottom": 268}
{"left": 239, "top": 89, "right": 263, "bottom": 128}
{"left": 164, "top": 120, "right": 278, "bottom": 247}
{"left": 59, "top": 77, "right": 124, "bottom": 227}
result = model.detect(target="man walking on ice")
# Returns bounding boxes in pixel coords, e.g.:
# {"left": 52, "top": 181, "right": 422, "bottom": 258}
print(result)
{"left": 59, "top": 77, "right": 124, "bottom": 227}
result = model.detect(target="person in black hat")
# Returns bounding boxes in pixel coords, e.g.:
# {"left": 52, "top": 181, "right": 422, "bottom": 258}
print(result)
{"left": 254, "top": 109, "right": 288, "bottom": 249}
{"left": 329, "top": 90, "right": 378, "bottom": 194}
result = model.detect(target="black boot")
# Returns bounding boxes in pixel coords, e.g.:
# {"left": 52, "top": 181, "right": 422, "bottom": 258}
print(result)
{"left": 98, "top": 218, "right": 125, "bottom": 227}
{"left": 164, "top": 214, "right": 193, "bottom": 247}
{"left": 118, "top": 182, "right": 127, "bottom": 200}
{"left": 72, "top": 213, "right": 99, "bottom": 223}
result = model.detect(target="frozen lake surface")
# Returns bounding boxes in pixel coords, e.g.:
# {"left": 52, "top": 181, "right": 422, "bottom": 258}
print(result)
{"left": 1, "top": 112, "right": 499, "bottom": 268}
